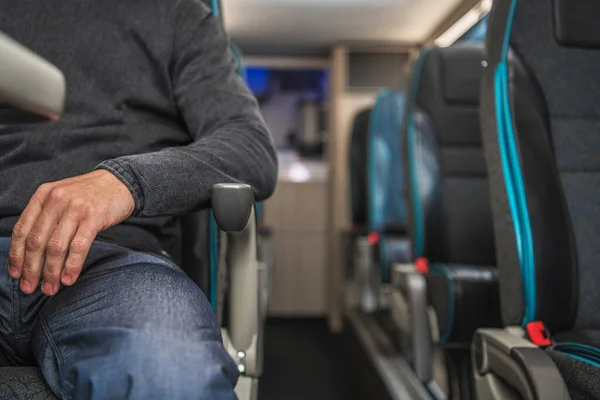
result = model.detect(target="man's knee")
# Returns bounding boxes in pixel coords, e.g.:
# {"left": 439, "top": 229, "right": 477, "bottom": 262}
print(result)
{"left": 44, "top": 252, "right": 219, "bottom": 336}
{"left": 60, "top": 329, "right": 238, "bottom": 400}
{"left": 34, "top": 251, "right": 238, "bottom": 399}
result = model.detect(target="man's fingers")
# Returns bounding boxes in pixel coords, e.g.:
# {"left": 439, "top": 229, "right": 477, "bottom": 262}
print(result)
{"left": 20, "top": 207, "right": 62, "bottom": 294}
{"left": 9, "top": 171, "right": 131, "bottom": 292}
{"left": 42, "top": 215, "right": 79, "bottom": 296}
{"left": 8, "top": 192, "right": 47, "bottom": 279}
{"left": 62, "top": 226, "right": 95, "bottom": 287}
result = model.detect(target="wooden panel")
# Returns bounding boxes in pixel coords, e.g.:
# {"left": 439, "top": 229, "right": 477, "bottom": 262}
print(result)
{"left": 268, "top": 232, "right": 328, "bottom": 316}
{"left": 264, "top": 180, "right": 329, "bottom": 316}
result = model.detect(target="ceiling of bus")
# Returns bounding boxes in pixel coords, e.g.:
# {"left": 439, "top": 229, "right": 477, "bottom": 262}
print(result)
{"left": 223, "top": 0, "right": 464, "bottom": 56}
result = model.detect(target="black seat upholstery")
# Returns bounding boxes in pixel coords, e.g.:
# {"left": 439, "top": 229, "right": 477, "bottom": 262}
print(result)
{"left": 0, "top": 367, "right": 55, "bottom": 399}
{"left": 349, "top": 108, "right": 371, "bottom": 232}
{"left": 478, "top": 0, "right": 600, "bottom": 398}
{"left": 404, "top": 43, "right": 500, "bottom": 345}
{"left": 181, "top": 211, "right": 214, "bottom": 301}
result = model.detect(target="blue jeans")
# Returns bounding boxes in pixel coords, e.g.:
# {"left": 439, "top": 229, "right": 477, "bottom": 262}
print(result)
{"left": 0, "top": 237, "right": 238, "bottom": 399}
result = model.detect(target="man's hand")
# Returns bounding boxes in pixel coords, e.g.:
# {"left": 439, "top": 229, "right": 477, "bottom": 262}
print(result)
{"left": 7, "top": 170, "right": 135, "bottom": 296}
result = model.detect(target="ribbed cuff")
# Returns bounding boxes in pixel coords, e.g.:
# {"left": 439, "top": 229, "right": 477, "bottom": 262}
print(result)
{"left": 95, "top": 160, "right": 145, "bottom": 215}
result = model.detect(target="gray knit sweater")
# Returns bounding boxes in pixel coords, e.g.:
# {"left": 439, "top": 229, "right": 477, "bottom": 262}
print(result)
{"left": 0, "top": 0, "right": 278, "bottom": 258}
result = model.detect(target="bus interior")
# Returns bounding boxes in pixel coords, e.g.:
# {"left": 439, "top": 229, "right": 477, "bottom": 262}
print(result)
{"left": 2, "top": 0, "right": 600, "bottom": 399}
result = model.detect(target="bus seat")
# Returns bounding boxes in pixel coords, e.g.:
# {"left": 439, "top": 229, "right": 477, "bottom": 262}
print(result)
{"left": 348, "top": 90, "right": 411, "bottom": 313}
{"left": 391, "top": 44, "right": 501, "bottom": 398}
{"left": 347, "top": 108, "right": 371, "bottom": 304}
{"left": 473, "top": 0, "right": 600, "bottom": 399}
{"left": 367, "top": 90, "right": 411, "bottom": 284}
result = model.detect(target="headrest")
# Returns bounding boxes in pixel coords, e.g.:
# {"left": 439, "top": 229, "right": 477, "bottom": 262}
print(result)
{"left": 437, "top": 44, "right": 485, "bottom": 104}
{"left": 414, "top": 44, "right": 485, "bottom": 145}
{"left": 555, "top": 0, "right": 600, "bottom": 47}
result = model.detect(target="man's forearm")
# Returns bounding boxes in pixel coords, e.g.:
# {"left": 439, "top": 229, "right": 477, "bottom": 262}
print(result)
{"left": 96, "top": 120, "right": 278, "bottom": 217}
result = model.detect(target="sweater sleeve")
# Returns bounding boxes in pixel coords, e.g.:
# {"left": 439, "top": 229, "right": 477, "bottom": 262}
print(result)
{"left": 96, "top": 1, "right": 278, "bottom": 217}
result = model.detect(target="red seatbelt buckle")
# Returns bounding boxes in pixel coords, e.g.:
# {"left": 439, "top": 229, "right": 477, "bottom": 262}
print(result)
{"left": 367, "top": 232, "right": 380, "bottom": 245}
{"left": 526, "top": 321, "right": 552, "bottom": 347}
{"left": 415, "top": 257, "right": 430, "bottom": 274}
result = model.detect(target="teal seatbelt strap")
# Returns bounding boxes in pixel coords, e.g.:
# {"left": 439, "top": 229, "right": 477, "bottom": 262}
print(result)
{"left": 494, "top": 0, "right": 535, "bottom": 325}
{"left": 208, "top": 0, "right": 222, "bottom": 311}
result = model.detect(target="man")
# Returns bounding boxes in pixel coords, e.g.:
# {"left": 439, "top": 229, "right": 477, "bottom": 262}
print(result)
{"left": 0, "top": 0, "right": 278, "bottom": 398}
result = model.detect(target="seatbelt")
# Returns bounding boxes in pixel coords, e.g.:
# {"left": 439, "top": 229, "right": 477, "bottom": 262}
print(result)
{"left": 415, "top": 257, "right": 430, "bottom": 274}
{"left": 211, "top": 0, "right": 222, "bottom": 17}
{"left": 367, "top": 232, "right": 379, "bottom": 245}
{"left": 525, "top": 321, "right": 552, "bottom": 347}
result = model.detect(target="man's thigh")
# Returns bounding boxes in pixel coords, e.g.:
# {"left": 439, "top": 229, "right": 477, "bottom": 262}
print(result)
{"left": 32, "top": 240, "right": 238, "bottom": 400}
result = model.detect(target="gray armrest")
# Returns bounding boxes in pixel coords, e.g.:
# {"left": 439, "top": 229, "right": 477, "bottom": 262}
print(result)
{"left": 391, "top": 264, "right": 433, "bottom": 383}
{"left": 354, "top": 236, "right": 379, "bottom": 312}
{"left": 0, "top": 32, "right": 65, "bottom": 123}
{"left": 211, "top": 184, "right": 261, "bottom": 378}
{"left": 212, "top": 184, "right": 254, "bottom": 233}
{"left": 473, "top": 328, "right": 571, "bottom": 400}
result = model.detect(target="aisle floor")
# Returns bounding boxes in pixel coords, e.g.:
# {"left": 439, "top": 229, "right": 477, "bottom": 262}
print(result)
{"left": 258, "top": 318, "right": 361, "bottom": 400}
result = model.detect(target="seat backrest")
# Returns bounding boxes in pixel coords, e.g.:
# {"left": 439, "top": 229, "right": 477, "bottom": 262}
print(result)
{"left": 404, "top": 44, "right": 495, "bottom": 266}
{"left": 482, "top": 0, "right": 600, "bottom": 332}
{"left": 180, "top": 211, "right": 212, "bottom": 295}
{"left": 367, "top": 89, "right": 408, "bottom": 234}
{"left": 348, "top": 108, "right": 372, "bottom": 229}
